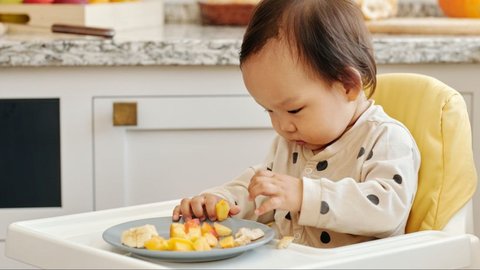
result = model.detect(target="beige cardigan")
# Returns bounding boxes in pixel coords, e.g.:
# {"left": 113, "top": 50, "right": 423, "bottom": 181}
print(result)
{"left": 203, "top": 104, "right": 420, "bottom": 248}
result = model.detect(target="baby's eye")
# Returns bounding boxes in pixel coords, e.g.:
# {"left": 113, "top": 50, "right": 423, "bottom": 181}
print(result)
{"left": 264, "top": 108, "right": 273, "bottom": 113}
{"left": 288, "top": 107, "right": 303, "bottom": 114}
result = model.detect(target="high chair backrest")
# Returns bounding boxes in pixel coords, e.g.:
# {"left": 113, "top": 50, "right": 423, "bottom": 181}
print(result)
{"left": 372, "top": 73, "right": 477, "bottom": 233}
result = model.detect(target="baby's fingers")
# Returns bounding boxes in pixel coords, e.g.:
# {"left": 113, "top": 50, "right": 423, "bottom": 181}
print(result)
{"left": 172, "top": 198, "right": 193, "bottom": 221}
{"left": 248, "top": 179, "right": 279, "bottom": 200}
{"left": 172, "top": 205, "right": 181, "bottom": 221}
{"left": 190, "top": 196, "right": 207, "bottom": 221}
{"left": 204, "top": 194, "right": 241, "bottom": 220}
{"left": 178, "top": 198, "right": 194, "bottom": 221}
{"left": 255, "top": 196, "right": 282, "bottom": 216}
{"left": 204, "top": 195, "right": 218, "bottom": 221}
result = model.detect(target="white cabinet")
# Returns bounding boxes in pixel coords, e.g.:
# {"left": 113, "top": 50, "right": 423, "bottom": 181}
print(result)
{"left": 93, "top": 96, "right": 275, "bottom": 210}
{"left": 0, "top": 241, "right": 34, "bottom": 269}
{"left": 0, "top": 69, "right": 94, "bottom": 241}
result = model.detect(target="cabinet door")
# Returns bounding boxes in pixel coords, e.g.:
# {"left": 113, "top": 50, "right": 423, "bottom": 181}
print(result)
{"left": 0, "top": 241, "right": 34, "bottom": 269}
{"left": 93, "top": 96, "right": 275, "bottom": 210}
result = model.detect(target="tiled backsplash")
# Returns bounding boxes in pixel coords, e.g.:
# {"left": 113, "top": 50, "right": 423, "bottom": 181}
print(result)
{"left": 163, "top": 0, "right": 443, "bottom": 24}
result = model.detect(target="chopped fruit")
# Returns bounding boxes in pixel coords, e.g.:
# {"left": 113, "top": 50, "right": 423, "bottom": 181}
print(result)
{"left": 121, "top": 224, "right": 158, "bottom": 248}
{"left": 170, "top": 223, "right": 187, "bottom": 239}
{"left": 234, "top": 234, "right": 251, "bottom": 247}
{"left": 213, "top": 222, "right": 232, "bottom": 237}
{"left": 193, "top": 236, "right": 212, "bottom": 251}
{"left": 144, "top": 236, "right": 170, "bottom": 251}
{"left": 215, "top": 199, "right": 230, "bottom": 221}
{"left": 276, "top": 236, "right": 295, "bottom": 249}
{"left": 235, "top": 227, "right": 265, "bottom": 241}
{"left": 185, "top": 219, "right": 202, "bottom": 241}
{"left": 184, "top": 218, "right": 201, "bottom": 232}
{"left": 187, "top": 227, "right": 202, "bottom": 241}
{"left": 121, "top": 230, "right": 136, "bottom": 248}
{"left": 219, "top": 236, "right": 235, "bottom": 249}
{"left": 121, "top": 221, "right": 260, "bottom": 252}
{"left": 201, "top": 222, "right": 218, "bottom": 237}
{"left": 168, "top": 237, "right": 194, "bottom": 251}
{"left": 203, "top": 232, "right": 219, "bottom": 247}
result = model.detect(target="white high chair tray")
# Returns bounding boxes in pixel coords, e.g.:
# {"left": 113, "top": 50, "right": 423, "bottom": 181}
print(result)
{"left": 5, "top": 200, "right": 479, "bottom": 269}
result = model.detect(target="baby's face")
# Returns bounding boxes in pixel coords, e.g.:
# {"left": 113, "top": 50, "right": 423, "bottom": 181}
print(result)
{"left": 241, "top": 39, "right": 359, "bottom": 152}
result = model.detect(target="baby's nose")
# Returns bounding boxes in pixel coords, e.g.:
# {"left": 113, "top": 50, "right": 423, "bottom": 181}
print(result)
{"left": 280, "top": 120, "right": 296, "bottom": 133}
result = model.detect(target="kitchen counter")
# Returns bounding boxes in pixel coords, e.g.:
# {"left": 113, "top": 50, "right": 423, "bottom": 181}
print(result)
{"left": 1, "top": 23, "right": 480, "bottom": 67}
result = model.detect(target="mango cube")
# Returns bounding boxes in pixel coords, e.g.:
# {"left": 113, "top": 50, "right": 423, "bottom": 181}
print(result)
{"left": 219, "top": 236, "right": 235, "bottom": 249}
{"left": 192, "top": 236, "right": 212, "bottom": 251}
{"left": 184, "top": 218, "right": 200, "bottom": 232}
{"left": 170, "top": 223, "right": 187, "bottom": 239}
{"left": 144, "top": 235, "right": 170, "bottom": 251}
{"left": 187, "top": 227, "right": 202, "bottom": 241}
{"left": 213, "top": 222, "right": 232, "bottom": 237}
{"left": 185, "top": 219, "right": 202, "bottom": 241}
{"left": 201, "top": 222, "right": 218, "bottom": 237}
{"left": 203, "top": 232, "right": 219, "bottom": 247}
{"left": 168, "top": 237, "right": 194, "bottom": 251}
{"left": 215, "top": 199, "right": 230, "bottom": 221}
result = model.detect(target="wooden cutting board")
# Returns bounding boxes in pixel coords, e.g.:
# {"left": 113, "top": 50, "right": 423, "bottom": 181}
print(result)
{"left": 366, "top": 17, "right": 480, "bottom": 35}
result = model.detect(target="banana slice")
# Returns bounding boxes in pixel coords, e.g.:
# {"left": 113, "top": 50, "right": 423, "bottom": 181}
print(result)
{"left": 121, "top": 224, "right": 159, "bottom": 248}
{"left": 233, "top": 227, "right": 265, "bottom": 247}
{"left": 358, "top": 0, "right": 398, "bottom": 20}
{"left": 276, "top": 236, "right": 295, "bottom": 249}
{"left": 234, "top": 234, "right": 252, "bottom": 247}
{"left": 235, "top": 227, "right": 265, "bottom": 241}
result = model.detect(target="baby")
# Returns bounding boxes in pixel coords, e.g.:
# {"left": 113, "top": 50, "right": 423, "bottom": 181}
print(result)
{"left": 173, "top": 0, "right": 420, "bottom": 248}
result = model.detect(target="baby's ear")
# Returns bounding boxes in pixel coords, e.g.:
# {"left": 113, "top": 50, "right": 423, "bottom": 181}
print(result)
{"left": 341, "top": 67, "right": 363, "bottom": 101}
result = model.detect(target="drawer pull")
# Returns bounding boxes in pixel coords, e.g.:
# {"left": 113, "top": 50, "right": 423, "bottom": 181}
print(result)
{"left": 113, "top": 102, "right": 137, "bottom": 126}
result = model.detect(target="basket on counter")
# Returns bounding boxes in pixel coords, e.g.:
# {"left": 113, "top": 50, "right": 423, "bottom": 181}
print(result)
{"left": 198, "top": 1, "right": 257, "bottom": 26}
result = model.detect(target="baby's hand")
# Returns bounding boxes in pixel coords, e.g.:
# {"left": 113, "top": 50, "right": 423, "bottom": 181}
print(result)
{"left": 248, "top": 170, "right": 303, "bottom": 216}
{"left": 172, "top": 193, "right": 240, "bottom": 222}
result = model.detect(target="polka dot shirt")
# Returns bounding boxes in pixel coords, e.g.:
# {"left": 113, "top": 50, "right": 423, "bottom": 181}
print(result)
{"left": 203, "top": 103, "right": 420, "bottom": 248}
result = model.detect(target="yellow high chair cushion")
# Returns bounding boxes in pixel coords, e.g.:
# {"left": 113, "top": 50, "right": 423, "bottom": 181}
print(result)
{"left": 373, "top": 73, "right": 477, "bottom": 232}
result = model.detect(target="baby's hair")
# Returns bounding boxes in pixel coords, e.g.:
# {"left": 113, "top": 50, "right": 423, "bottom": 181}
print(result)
{"left": 240, "top": 0, "right": 377, "bottom": 97}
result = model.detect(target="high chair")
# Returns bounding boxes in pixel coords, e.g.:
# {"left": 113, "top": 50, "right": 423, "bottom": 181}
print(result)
{"left": 372, "top": 73, "right": 477, "bottom": 236}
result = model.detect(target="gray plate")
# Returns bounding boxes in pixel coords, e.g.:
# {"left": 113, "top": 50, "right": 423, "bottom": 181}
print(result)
{"left": 102, "top": 216, "right": 275, "bottom": 262}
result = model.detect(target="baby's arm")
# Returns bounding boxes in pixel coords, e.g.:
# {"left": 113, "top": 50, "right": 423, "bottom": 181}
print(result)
{"left": 173, "top": 136, "right": 282, "bottom": 223}
{"left": 298, "top": 124, "right": 420, "bottom": 238}
{"left": 201, "top": 164, "right": 274, "bottom": 223}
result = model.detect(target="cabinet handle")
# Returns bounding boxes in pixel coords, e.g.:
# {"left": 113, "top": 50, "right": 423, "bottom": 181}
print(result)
{"left": 113, "top": 102, "right": 137, "bottom": 126}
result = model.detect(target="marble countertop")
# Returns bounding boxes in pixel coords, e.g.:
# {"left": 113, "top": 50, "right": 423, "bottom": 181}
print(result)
{"left": 1, "top": 23, "right": 480, "bottom": 67}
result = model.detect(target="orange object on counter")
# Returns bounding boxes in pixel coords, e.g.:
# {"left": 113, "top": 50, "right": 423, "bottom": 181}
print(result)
{"left": 199, "top": 1, "right": 256, "bottom": 26}
{"left": 438, "top": 0, "right": 480, "bottom": 18}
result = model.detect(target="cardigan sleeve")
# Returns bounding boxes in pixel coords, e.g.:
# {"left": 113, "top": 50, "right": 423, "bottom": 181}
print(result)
{"left": 200, "top": 136, "right": 282, "bottom": 224}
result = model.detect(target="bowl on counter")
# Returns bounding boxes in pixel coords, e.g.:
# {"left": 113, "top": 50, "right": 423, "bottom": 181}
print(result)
{"left": 198, "top": 0, "right": 258, "bottom": 26}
